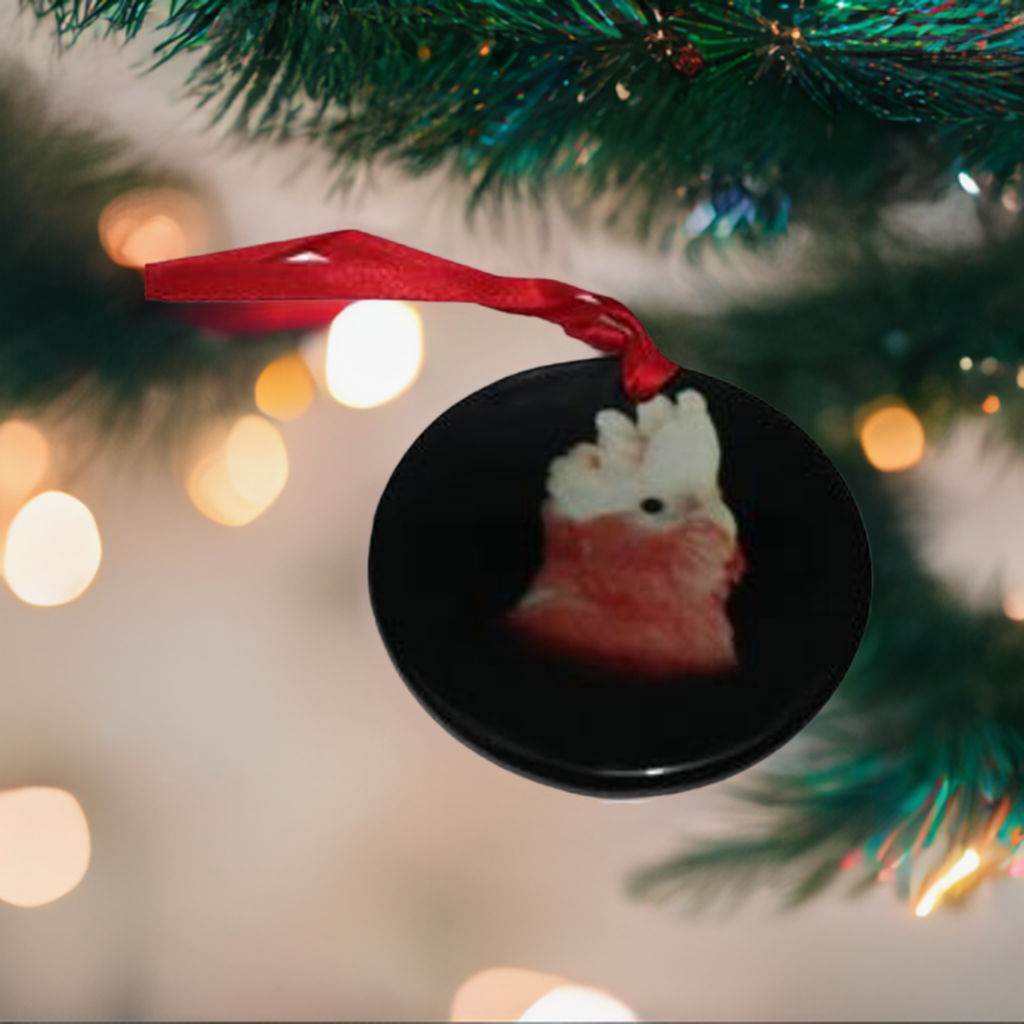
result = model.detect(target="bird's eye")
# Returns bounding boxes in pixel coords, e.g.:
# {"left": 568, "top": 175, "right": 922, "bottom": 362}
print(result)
{"left": 640, "top": 497, "right": 665, "bottom": 514}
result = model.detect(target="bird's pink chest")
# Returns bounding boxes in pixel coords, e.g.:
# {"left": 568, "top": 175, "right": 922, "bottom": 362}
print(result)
{"left": 538, "top": 513, "right": 733, "bottom": 608}
{"left": 508, "top": 510, "right": 744, "bottom": 678}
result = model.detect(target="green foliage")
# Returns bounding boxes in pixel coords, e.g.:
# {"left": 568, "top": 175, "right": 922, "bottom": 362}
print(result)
{"left": 27, "top": 0, "right": 1024, "bottom": 234}
{"left": 0, "top": 62, "right": 282, "bottom": 439}
{"left": 630, "top": 719, "right": 1024, "bottom": 908}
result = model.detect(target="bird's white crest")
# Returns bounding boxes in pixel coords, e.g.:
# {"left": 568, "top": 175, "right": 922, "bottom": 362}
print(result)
{"left": 546, "top": 390, "right": 735, "bottom": 533}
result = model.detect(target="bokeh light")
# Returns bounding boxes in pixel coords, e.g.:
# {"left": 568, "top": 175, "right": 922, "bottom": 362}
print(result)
{"left": 98, "top": 188, "right": 207, "bottom": 269}
{"left": 860, "top": 405, "right": 926, "bottom": 472}
{"left": 326, "top": 301, "right": 424, "bottom": 408}
{"left": 1002, "top": 586, "right": 1024, "bottom": 621}
{"left": 3, "top": 492, "right": 102, "bottom": 607}
{"left": 255, "top": 354, "right": 316, "bottom": 421}
{"left": 915, "top": 849, "right": 980, "bottom": 917}
{"left": 450, "top": 969, "right": 635, "bottom": 1023}
{"left": 451, "top": 968, "right": 569, "bottom": 1022}
{"left": 520, "top": 985, "right": 637, "bottom": 1022}
{"left": 0, "top": 787, "right": 90, "bottom": 907}
{"left": 186, "top": 416, "right": 288, "bottom": 527}
{"left": 983, "top": 395, "right": 1001, "bottom": 414}
{"left": 226, "top": 415, "right": 289, "bottom": 505}
{"left": 0, "top": 420, "right": 50, "bottom": 505}
{"left": 957, "top": 171, "right": 981, "bottom": 196}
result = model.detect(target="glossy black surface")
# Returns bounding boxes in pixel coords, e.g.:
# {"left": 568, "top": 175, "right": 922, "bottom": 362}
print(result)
{"left": 369, "top": 359, "right": 872, "bottom": 797}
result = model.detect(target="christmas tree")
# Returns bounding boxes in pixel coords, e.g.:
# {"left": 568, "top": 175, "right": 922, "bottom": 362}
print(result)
{"left": 15, "top": 0, "right": 1024, "bottom": 915}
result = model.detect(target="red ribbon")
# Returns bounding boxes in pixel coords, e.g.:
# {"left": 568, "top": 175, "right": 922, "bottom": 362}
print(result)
{"left": 145, "top": 230, "right": 681, "bottom": 401}
{"left": 168, "top": 299, "right": 350, "bottom": 336}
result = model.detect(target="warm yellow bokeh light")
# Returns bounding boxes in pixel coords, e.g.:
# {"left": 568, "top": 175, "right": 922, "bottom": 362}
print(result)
{"left": 860, "top": 405, "right": 926, "bottom": 472}
{"left": 98, "top": 188, "right": 207, "bottom": 269}
{"left": 0, "top": 787, "right": 90, "bottom": 908}
{"left": 326, "top": 301, "right": 424, "bottom": 408}
{"left": 0, "top": 420, "right": 50, "bottom": 504}
{"left": 915, "top": 849, "right": 980, "bottom": 917}
{"left": 519, "top": 985, "right": 637, "bottom": 1022}
{"left": 255, "top": 354, "right": 316, "bottom": 421}
{"left": 119, "top": 215, "right": 187, "bottom": 267}
{"left": 187, "top": 450, "right": 263, "bottom": 527}
{"left": 451, "top": 968, "right": 570, "bottom": 1022}
{"left": 225, "top": 415, "right": 289, "bottom": 505}
{"left": 450, "top": 969, "right": 634, "bottom": 1023}
{"left": 983, "top": 394, "right": 1001, "bottom": 414}
{"left": 1003, "top": 587, "right": 1024, "bottom": 621}
{"left": 3, "top": 492, "right": 102, "bottom": 607}
{"left": 186, "top": 416, "right": 288, "bottom": 527}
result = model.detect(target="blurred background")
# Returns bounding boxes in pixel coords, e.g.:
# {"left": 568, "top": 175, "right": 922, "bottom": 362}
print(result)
{"left": 1, "top": 1, "right": 1024, "bottom": 1019}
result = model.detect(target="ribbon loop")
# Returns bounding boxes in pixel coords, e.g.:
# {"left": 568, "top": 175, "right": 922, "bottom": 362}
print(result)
{"left": 145, "top": 230, "right": 680, "bottom": 400}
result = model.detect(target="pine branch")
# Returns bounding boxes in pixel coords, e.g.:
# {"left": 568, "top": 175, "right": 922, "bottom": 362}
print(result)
{"left": 631, "top": 714, "right": 1024, "bottom": 910}
{"left": 26, "top": 0, "right": 1024, "bottom": 232}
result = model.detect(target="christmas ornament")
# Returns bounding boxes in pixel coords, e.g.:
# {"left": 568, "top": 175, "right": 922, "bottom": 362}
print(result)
{"left": 684, "top": 181, "right": 791, "bottom": 244}
{"left": 644, "top": 23, "right": 706, "bottom": 79}
{"left": 146, "top": 229, "right": 872, "bottom": 798}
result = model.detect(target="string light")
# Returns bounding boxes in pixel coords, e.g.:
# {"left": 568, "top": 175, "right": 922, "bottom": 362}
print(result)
{"left": 254, "top": 354, "right": 316, "bottom": 421}
{"left": 859, "top": 404, "right": 926, "bottom": 472}
{"left": 0, "top": 420, "right": 50, "bottom": 505}
{"left": 186, "top": 416, "right": 289, "bottom": 526}
{"left": 3, "top": 492, "right": 102, "bottom": 607}
{"left": 914, "top": 849, "right": 980, "bottom": 917}
{"left": 325, "top": 301, "right": 424, "bottom": 408}
{"left": 0, "top": 787, "right": 90, "bottom": 907}
{"left": 98, "top": 188, "right": 207, "bottom": 269}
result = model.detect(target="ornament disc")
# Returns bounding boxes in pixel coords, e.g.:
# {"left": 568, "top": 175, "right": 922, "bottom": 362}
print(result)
{"left": 369, "top": 359, "right": 871, "bottom": 797}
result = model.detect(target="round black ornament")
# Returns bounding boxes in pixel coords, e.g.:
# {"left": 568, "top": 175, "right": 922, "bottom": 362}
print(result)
{"left": 369, "top": 358, "right": 871, "bottom": 798}
{"left": 142, "top": 229, "right": 870, "bottom": 798}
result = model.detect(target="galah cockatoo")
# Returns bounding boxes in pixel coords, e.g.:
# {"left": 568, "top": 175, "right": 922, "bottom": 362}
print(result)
{"left": 507, "top": 390, "right": 744, "bottom": 679}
